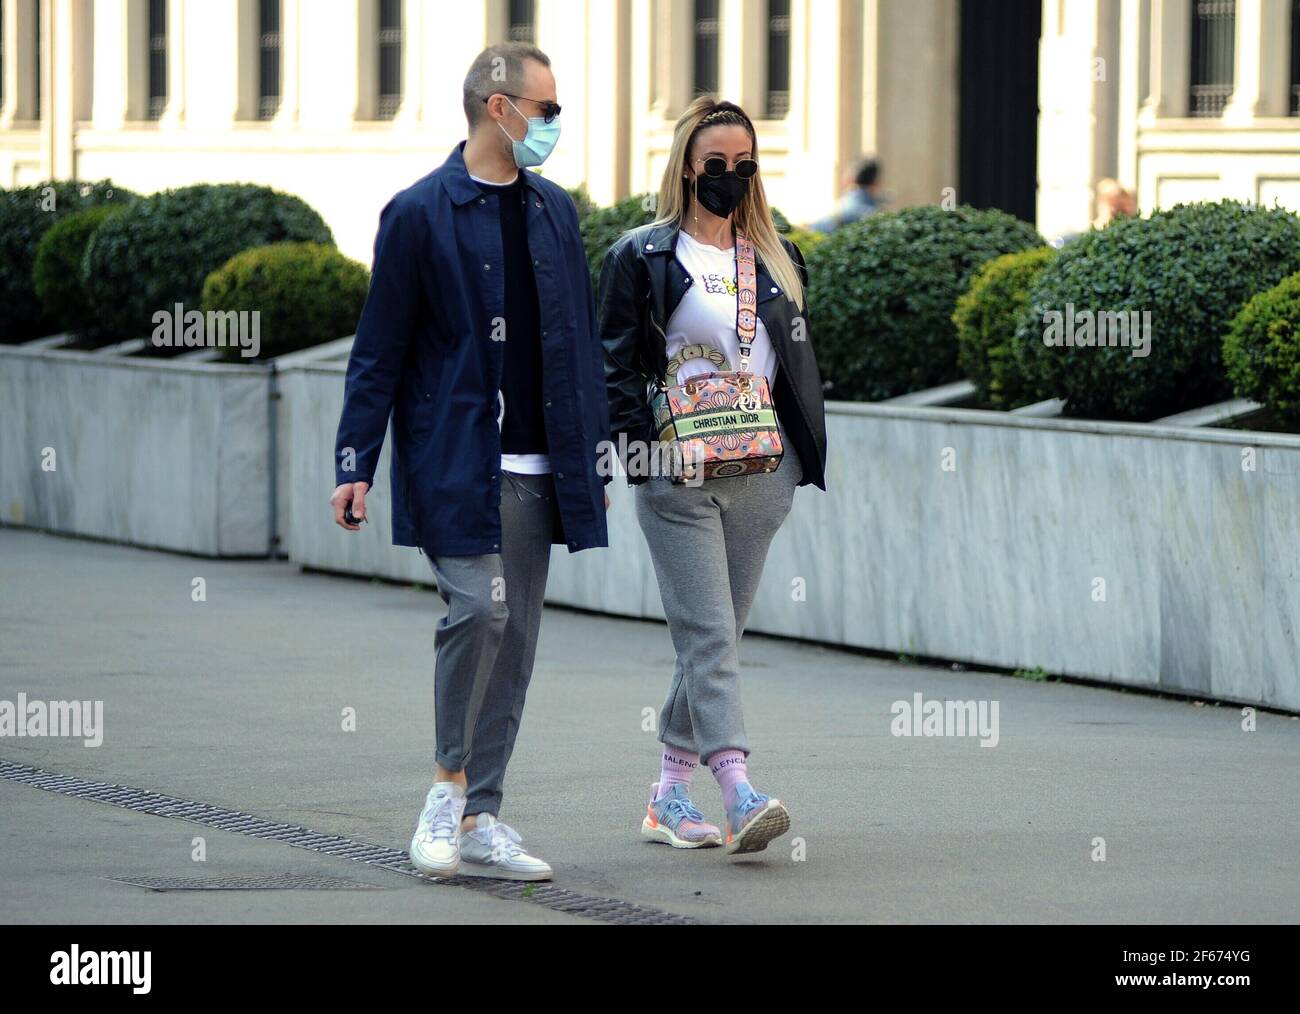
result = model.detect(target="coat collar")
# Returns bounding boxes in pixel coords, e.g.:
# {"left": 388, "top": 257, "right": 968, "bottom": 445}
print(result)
{"left": 440, "top": 140, "right": 546, "bottom": 207}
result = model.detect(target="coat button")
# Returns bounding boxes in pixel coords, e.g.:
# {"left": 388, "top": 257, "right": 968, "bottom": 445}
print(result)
{"left": 770, "top": 287, "right": 778, "bottom": 294}
{"left": 545, "top": 400, "right": 552, "bottom": 408}
{"left": 534, "top": 259, "right": 540, "bottom": 267}
{"left": 556, "top": 472, "right": 565, "bottom": 480}
{"left": 478, "top": 197, "right": 485, "bottom": 204}
{"left": 646, "top": 243, "right": 655, "bottom": 250}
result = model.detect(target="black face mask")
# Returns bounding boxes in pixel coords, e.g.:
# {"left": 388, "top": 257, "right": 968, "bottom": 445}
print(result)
{"left": 695, "top": 171, "right": 749, "bottom": 219}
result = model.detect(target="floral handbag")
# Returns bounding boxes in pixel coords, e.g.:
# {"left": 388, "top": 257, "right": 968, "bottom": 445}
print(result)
{"left": 649, "top": 230, "right": 784, "bottom": 483}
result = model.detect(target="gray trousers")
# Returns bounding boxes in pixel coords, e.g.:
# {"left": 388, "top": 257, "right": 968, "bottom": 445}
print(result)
{"left": 634, "top": 446, "right": 803, "bottom": 763}
{"left": 427, "top": 471, "right": 554, "bottom": 817}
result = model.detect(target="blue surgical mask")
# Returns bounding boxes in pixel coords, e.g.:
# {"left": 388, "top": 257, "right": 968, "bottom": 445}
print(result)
{"left": 499, "top": 97, "right": 561, "bottom": 168}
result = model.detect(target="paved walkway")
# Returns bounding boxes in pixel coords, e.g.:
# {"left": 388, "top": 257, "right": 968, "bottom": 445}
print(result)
{"left": 1, "top": 528, "right": 1296, "bottom": 923}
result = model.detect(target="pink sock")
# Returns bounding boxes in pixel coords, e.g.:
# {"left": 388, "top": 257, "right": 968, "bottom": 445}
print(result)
{"left": 655, "top": 745, "right": 699, "bottom": 800}
{"left": 708, "top": 749, "right": 749, "bottom": 809}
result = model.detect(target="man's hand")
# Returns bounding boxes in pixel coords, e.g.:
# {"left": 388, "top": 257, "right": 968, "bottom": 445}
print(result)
{"left": 330, "top": 481, "right": 370, "bottom": 531}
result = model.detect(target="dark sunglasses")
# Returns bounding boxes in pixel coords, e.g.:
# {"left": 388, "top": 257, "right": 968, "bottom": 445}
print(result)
{"left": 485, "top": 92, "right": 562, "bottom": 123}
{"left": 696, "top": 156, "right": 759, "bottom": 180}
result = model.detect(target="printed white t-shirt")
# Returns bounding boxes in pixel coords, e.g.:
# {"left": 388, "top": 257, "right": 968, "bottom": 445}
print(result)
{"left": 664, "top": 230, "right": 779, "bottom": 387}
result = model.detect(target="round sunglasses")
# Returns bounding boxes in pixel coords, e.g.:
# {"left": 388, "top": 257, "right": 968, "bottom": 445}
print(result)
{"left": 695, "top": 156, "right": 759, "bottom": 180}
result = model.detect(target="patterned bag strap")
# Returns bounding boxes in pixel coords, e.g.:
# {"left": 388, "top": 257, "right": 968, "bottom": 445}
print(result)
{"left": 734, "top": 230, "right": 758, "bottom": 374}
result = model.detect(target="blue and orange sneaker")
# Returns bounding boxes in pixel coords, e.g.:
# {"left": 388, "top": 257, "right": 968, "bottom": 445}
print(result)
{"left": 641, "top": 782, "right": 722, "bottom": 849}
{"left": 724, "top": 782, "right": 790, "bottom": 856}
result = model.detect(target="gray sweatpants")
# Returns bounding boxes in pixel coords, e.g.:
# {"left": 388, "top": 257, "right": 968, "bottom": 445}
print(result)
{"left": 634, "top": 445, "right": 803, "bottom": 763}
{"left": 427, "top": 471, "right": 555, "bottom": 817}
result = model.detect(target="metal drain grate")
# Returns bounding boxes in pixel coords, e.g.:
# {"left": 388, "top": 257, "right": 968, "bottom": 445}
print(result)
{"left": 0, "top": 757, "right": 696, "bottom": 925}
{"left": 107, "top": 874, "right": 385, "bottom": 892}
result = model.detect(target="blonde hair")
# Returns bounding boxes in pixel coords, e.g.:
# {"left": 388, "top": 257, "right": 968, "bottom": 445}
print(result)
{"left": 651, "top": 96, "right": 804, "bottom": 311}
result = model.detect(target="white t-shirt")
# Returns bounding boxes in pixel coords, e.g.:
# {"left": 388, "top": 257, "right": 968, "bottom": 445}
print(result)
{"left": 665, "top": 231, "right": 779, "bottom": 386}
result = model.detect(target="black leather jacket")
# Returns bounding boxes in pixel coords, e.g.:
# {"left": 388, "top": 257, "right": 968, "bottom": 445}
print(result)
{"left": 596, "top": 222, "right": 828, "bottom": 489}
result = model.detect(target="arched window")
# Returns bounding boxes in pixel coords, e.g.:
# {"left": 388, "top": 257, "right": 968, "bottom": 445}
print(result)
{"left": 693, "top": 0, "right": 719, "bottom": 96}
{"left": 258, "top": 0, "right": 281, "bottom": 120}
{"left": 377, "top": 0, "right": 402, "bottom": 120}
{"left": 1189, "top": 0, "right": 1235, "bottom": 117}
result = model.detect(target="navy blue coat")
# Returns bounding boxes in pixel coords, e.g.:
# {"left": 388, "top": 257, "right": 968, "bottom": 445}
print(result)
{"left": 334, "top": 142, "right": 610, "bottom": 556}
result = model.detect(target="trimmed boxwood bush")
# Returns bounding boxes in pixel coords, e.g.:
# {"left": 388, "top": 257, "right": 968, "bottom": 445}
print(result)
{"left": 84, "top": 183, "right": 333, "bottom": 344}
{"left": 33, "top": 205, "right": 129, "bottom": 335}
{"left": 805, "top": 204, "right": 1042, "bottom": 401}
{"left": 784, "top": 225, "right": 828, "bottom": 259}
{"left": 1012, "top": 200, "right": 1300, "bottom": 420}
{"left": 0, "top": 179, "right": 136, "bottom": 342}
{"left": 580, "top": 193, "right": 656, "bottom": 286}
{"left": 1223, "top": 271, "right": 1300, "bottom": 426}
{"left": 953, "top": 246, "right": 1056, "bottom": 409}
{"left": 200, "top": 242, "right": 369, "bottom": 361}
{"left": 566, "top": 184, "right": 597, "bottom": 221}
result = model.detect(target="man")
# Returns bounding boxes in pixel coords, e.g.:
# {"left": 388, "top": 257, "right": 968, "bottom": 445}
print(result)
{"left": 808, "top": 156, "right": 884, "bottom": 233}
{"left": 330, "top": 42, "right": 609, "bottom": 882}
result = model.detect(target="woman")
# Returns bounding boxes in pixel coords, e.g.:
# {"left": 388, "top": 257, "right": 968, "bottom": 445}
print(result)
{"left": 598, "top": 97, "right": 828, "bottom": 856}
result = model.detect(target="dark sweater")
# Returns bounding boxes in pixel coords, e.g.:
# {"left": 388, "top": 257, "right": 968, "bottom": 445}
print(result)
{"left": 475, "top": 174, "right": 548, "bottom": 457}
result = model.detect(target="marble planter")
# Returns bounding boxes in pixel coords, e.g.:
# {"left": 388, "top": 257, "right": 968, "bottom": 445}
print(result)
{"left": 0, "top": 344, "right": 273, "bottom": 556}
{"left": 283, "top": 359, "right": 1300, "bottom": 712}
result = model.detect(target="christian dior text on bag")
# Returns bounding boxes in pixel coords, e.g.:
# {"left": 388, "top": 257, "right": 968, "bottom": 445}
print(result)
{"left": 649, "top": 230, "right": 785, "bottom": 483}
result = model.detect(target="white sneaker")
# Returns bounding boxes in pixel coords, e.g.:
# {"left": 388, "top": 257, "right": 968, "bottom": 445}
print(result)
{"left": 409, "top": 781, "right": 466, "bottom": 877}
{"left": 458, "top": 813, "right": 553, "bottom": 881}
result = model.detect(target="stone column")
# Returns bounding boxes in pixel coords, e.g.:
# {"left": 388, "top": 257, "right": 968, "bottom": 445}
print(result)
{"left": 0, "top": 0, "right": 40, "bottom": 124}
{"left": 1116, "top": 0, "right": 1149, "bottom": 190}
{"left": 297, "top": 0, "right": 362, "bottom": 127}
{"left": 185, "top": 0, "right": 241, "bottom": 127}
{"left": 391, "top": 0, "right": 422, "bottom": 124}
{"left": 1138, "top": 0, "right": 1189, "bottom": 123}
{"left": 720, "top": 0, "right": 764, "bottom": 113}
{"left": 91, "top": 0, "right": 145, "bottom": 129}
{"left": 1223, "top": 0, "right": 1290, "bottom": 123}
{"left": 44, "top": 0, "right": 86, "bottom": 179}
{"left": 274, "top": 0, "right": 301, "bottom": 124}
{"left": 157, "top": 0, "right": 186, "bottom": 125}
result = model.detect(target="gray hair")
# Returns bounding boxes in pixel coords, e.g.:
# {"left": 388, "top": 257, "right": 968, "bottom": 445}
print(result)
{"left": 463, "top": 43, "right": 551, "bottom": 128}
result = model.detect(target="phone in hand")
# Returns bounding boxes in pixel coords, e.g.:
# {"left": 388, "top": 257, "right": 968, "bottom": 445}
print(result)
{"left": 344, "top": 502, "right": 365, "bottom": 526}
